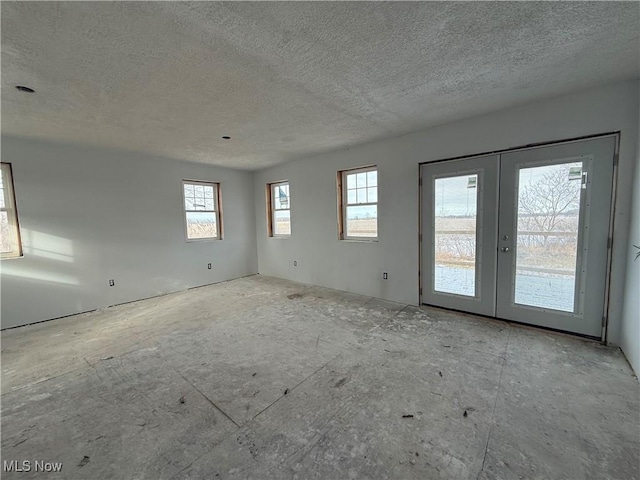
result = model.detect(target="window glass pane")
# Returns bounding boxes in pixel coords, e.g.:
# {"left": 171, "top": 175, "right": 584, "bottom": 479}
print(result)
{"left": 186, "top": 212, "right": 217, "bottom": 239}
{"left": 204, "top": 186, "right": 214, "bottom": 200}
{"left": 0, "top": 211, "right": 12, "bottom": 253}
{"left": 347, "top": 189, "right": 356, "bottom": 204}
{"left": 346, "top": 173, "right": 357, "bottom": 189}
{"left": 434, "top": 175, "right": 478, "bottom": 297}
{"left": 0, "top": 164, "right": 22, "bottom": 258}
{"left": 357, "top": 188, "right": 367, "bottom": 204}
{"left": 204, "top": 198, "right": 214, "bottom": 210}
{"left": 346, "top": 205, "right": 377, "bottom": 237}
{"left": 514, "top": 162, "right": 582, "bottom": 312}
{"left": 192, "top": 199, "right": 207, "bottom": 211}
{"left": 367, "top": 170, "right": 377, "bottom": 187}
{"left": 274, "top": 210, "right": 291, "bottom": 236}
{"left": 367, "top": 187, "right": 377, "bottom": 203}
{"left": 274, "top": 184, "right": 290, "bottom": 210}
{"left": 356, "top": 172, "right": 367, "bottom": 188}
{"left": 183, "top": 186, "right": 194, "bottom": 209}
{"left": 194, "top": 185, "right": 205, "bottom": 198}
{"left": 0, "top": 167, "right": 5, "bottom": 208}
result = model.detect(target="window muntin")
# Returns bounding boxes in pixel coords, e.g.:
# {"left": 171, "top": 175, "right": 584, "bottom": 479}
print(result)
{"left": 183, "top": 180, "right": 221, "bottom": 240}
{"left": 340, "top": 166, "right": 377, "bottom": 240}
{"left": 268, "top": 181, "right": 291, "bottom": 237}
{"left": 0, "top": 163, "right": 23, "bottom": 259}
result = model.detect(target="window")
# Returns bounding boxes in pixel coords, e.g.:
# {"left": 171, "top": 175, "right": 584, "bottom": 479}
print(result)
{"left": 338, "top": 166, "right": 377, "bottom": 240}
{"left": 1, "top": 163, "right": 23, "bottom": 259}
{"left": 267, "top": 181, "right": 291, "bottom": 237}
{"left": 182, "top": 180, "right": 222, "bottom": 240}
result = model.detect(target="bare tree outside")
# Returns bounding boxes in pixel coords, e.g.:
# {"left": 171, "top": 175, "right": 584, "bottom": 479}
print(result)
{"left": 512, "top": 162, "right": 583, "bottom": 311}
{"left": 517, "top": 164, "right": 581, "bottom": 247}
{"left": 433, "top": 163, "right": 583, "bottom": 311}
{"left": 515, "top": 163, "right": 582, "bottom": 275}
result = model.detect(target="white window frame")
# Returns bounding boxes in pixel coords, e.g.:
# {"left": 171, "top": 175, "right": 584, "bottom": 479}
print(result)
{"left": 182, "top": 180, "right": 222, "bottom": 241}
{"left": 1, "top": 163, "right": 23, "bottom": 259}
{"left": 267, "top": 180, "right": 291, "bottom": 237}
{"left": 338, "top": 165, "right": 378, "bottom": 241}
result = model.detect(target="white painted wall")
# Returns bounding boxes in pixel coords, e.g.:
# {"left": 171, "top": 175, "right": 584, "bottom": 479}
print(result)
{"left": 621, "top": 122, "right": 640, "bottom": 374}
{"left": 0, "top": 136, "right": 258, "bottom": 329}
{"left": 2, "top": 80, "right": 637, "bottom": 371}
{"left": 254, "top": 80, "right": 639, "bottom": 349}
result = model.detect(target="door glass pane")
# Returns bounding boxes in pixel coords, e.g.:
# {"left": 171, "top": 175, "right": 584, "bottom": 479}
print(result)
{"left": 433, "top": 175, "right": 478, "bottom": 296}
{"left": 514, "top": 162, "right": 582, "bottom": 312}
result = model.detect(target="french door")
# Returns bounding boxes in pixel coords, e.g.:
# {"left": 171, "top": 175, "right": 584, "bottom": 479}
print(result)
{"left": 421, "top": 136, "right": 616, "bottom": 338}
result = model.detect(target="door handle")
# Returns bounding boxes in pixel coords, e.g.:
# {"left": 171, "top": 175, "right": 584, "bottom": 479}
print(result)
{"left": 501, "top": 247, "right": 510, "bottom": 252}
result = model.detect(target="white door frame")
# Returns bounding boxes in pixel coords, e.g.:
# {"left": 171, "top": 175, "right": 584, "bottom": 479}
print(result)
{"left": 420, "top": 155, "right": 499, "bottom": 317}
{"left": 418, "top": 132, "right": 619, "bottom": 341}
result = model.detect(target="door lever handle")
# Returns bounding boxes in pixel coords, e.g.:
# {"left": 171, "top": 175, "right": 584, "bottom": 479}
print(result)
{"left": 501, "top": 247, "right": 510, "bottom": 252}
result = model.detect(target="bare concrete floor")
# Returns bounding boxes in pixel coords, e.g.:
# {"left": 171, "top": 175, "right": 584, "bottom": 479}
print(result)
{"left": 1, "top": 275, "right": 638, "bottom": 480}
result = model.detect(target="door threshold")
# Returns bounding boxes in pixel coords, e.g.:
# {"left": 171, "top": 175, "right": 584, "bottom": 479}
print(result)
{"left": 420, "top": 303, "right": 603, "bottom": 344}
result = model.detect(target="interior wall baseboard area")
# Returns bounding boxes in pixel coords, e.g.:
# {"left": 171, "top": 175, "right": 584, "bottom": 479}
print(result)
{"left": 0, "top": 138, "right": 259, "bottom": 329}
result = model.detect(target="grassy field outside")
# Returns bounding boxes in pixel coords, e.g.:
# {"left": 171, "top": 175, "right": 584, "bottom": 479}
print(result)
{"left": 346, "top": 218, "right": 377, "bottom": 237}
{"left": 435, "top": 215, "right": 579, "bottom": 273}
{"left": 186, "top": 221, "right": 217, "bottom": 239}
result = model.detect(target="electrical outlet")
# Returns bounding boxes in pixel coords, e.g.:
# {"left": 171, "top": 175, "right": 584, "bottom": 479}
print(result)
{"left": 383, "top": 272, "right": 388, "bottom": 280}
{"left": 109, "top": 279, "right": 115, "bottom": 286}
{"left": 207, "top": 263, "right": 212, "bottom": 269}
{"left": 293, "top": 260, "right": 298, "bottom": 267}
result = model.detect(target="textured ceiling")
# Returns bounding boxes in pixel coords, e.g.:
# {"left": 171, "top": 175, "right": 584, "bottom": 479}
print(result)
{"left": 2, "top": 2, "right": 639, "bottom": 170}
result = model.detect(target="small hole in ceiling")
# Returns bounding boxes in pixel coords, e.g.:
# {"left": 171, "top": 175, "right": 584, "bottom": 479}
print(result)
{"left": 222, "top": 136, "right": 231, "bottom": 140}
{"left": 16, "top": 85, "right": 35, "bottom": 93}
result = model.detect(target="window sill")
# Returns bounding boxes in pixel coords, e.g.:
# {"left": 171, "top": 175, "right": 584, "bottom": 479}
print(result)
{"left": 0, "top": 254, "right": 24, "bottom": 260}
{"left": 270, "top": 235, "right": 291, "bottom": 239}
{"left": 186, "top": 237, "right": 222, "bottom": 243}
{"left": 340, "top": 238, "right": 378, "bottom": 243}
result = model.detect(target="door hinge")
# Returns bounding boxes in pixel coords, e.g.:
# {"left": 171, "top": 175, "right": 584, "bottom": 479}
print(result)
{"left": 419, "top": 233, "right": 422, "bottom": 242}
{"left": 613, "top": 152, "right": 619, "bottom": 166}
{"left": 419, "top": 287, "right": 423, "bottom": 296}
{"left": 419, "top": 178, "right": 423, "bottom": 187}
{"left": 607, "top": 237, "right": 613, "bottom": 249}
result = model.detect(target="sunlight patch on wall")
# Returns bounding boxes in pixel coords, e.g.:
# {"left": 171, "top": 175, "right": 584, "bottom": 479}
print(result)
{"left": 22, "top": 230, "right": 75, "bottom": 263}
